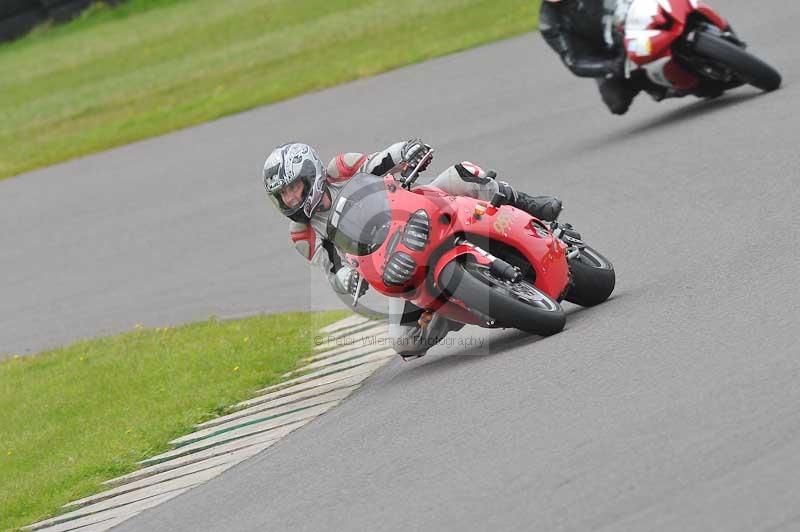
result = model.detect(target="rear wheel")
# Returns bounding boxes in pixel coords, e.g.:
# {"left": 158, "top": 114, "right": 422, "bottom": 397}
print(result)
{"left": 692, "top": 31, "right": 781, "bottom": 92}
{"left": 564, "top": 246, "right": 615, "bottom": 307}
{"left": 438, "top": 260, "right": 566, "bottom": 336}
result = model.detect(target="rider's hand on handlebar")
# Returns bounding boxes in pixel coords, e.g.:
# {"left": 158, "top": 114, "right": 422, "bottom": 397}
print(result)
{"left": 401, "top": 138, "right": 433, "bottom": 173}
{"left": 342, "top": 267, "right": 368, "bottom": 298}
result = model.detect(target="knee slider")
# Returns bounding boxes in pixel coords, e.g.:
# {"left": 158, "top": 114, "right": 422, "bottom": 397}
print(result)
{"left": 455, "top": 162, "right": 490, "bottom": 184}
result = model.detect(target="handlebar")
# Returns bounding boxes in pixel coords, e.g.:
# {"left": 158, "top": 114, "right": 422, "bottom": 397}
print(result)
{"left": 399, "top": 148, "right": 435, "bottom": 190}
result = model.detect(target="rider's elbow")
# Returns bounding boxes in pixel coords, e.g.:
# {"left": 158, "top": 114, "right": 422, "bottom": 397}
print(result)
{"left": 289, "top": 222, "right": 316, "bottom": 261}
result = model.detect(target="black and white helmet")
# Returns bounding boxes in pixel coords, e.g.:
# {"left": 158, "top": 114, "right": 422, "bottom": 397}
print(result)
{"left": 263, "top": 142, "right": 326, "bottom": 223}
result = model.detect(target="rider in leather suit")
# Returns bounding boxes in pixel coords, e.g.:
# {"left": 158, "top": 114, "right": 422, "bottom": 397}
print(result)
{"left": 264, "top": 140, "right": 564, "bottom": 359}
{"left": 540, "top": 0, "right": 646, "bottom": 115}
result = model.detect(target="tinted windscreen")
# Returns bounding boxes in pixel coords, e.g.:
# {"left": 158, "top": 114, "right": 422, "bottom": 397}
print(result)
{"left": 326, "top": 173, "right": 392, "bottom": 256}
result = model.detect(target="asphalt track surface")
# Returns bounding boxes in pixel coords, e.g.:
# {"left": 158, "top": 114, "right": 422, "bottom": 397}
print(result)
{"left": 5, "top": 0, "right": 800, "bottom": 529}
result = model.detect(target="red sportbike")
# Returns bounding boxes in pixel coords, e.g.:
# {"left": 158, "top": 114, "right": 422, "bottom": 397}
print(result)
{"left": 615, "top": 0, "right": 781, "bottom": 95}
{"left": 326, "top": 156, "right": 615, "bottom": 337}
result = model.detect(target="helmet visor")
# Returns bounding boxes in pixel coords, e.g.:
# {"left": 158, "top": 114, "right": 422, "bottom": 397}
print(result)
{"left": 264, "top": 162, "right": 286, "bottom": 194}
{"left": 296, "top": 159, "right": 319, "bottom": 180}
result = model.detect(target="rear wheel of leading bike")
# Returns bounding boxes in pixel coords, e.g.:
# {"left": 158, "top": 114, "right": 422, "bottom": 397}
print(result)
{"left": 438, "top": 260, "right": 566, "bottom": 336}
{"left": 564, "top": 245, "right": 615, "bottom": 307}
{"left": 693, "top": 31, "right": 782, "bottom": 92}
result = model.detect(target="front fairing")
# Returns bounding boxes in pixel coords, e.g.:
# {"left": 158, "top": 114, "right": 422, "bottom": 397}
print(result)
{"left": 622, "top": 0, "right": 728, "bottom": 65}
{"left": 617, "top": 0, "right": 727, "bottom": 89}
{"left": 624, "top": 0, "right": 688, "bottom": 65}
{"left": 327, "top": 175, "right": 570, "bottom": 321}
{"left": 326, "top": 173, "right": 393, "bottom": 257}
{"left": 327, "top": 175, "right": 459, "bottom": 298}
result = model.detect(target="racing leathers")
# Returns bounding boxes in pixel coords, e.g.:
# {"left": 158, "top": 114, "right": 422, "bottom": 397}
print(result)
{"left": 289, "top": 141, "right": 561, "bottom": 358}
{"left": 540, "top": 0, "right": 647, "bottom": 115}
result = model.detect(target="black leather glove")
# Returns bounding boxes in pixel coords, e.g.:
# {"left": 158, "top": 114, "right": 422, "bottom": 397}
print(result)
{"left": 401, "top": 138, "right": 433, "bottom": 173}
{"left": 345, "top": 268, "right": 369, "bottom": 298}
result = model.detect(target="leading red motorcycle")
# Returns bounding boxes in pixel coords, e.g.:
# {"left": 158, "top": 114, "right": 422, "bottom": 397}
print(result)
{"left": 614, "top": 0, "right": 781, "bottom": 96}
{"left": 326, "top": 155, "right": 615, "bottom": 337}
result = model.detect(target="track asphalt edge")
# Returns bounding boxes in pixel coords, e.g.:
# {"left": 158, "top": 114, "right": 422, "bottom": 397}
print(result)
{"left": 24, "top": 316, "right": 392, "bottom": 532}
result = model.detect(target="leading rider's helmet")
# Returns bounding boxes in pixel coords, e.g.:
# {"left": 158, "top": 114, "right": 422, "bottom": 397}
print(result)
{"left": 263, "top": 143, "right": 326, "bottom": 223}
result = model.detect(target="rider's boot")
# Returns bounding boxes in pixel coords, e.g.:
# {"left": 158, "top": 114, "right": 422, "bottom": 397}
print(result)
{"left": 646, "top": 86, "right": 690, "bottom": 101}
{"left": 597, "top": 77, "right": 638, "bottom": 115}
{"left": 497, "top": 182, "right": 563, "bottom": 222}
{"left": 692, "top": 84, "right": 725, "bottom": 99}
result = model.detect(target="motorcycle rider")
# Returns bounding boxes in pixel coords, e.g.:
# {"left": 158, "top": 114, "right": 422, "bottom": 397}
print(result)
{"left": 540, "top": 0, "right": 658, "bottom": 115}
{"left": 264, "top": 140, "right": 564, "bottom": 360}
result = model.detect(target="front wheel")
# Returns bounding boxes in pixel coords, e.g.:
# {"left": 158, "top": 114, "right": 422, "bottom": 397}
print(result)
{"left": 564, "top": 245, "right": 616, "bottom": 307}
{"left": 438, "top": 260, "right": 566, "bottom": 336}
{"left": 692, "top": 31, "right": 782, "bottom": 92}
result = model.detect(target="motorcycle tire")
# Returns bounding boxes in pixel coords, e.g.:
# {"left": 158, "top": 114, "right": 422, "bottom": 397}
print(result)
{"left": 438, "top": 260, "right": 566, "bottom": 336}
{"left": 693, "top": 31, "right": 782, "bottom": 92}
{"left": 564, "top": 246, "right": 615, "bottom": 307}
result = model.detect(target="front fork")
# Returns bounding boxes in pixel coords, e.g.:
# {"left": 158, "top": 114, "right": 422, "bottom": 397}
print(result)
{"left": 550, "top": 222, "right": 584, "bottom": 260}
{"left": 454, "top": 237, "right": 522, "bottom": 283}
{"left": 426, "top": 238, "right": 521, "bottom": 328}
{"left": 686, "top": 22, "right": 746, "bottom": 49}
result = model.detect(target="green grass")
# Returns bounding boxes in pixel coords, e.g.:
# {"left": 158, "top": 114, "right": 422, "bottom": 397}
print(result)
{"left": 0, "top": 310, "right": 349, "bottom": 531}
{"left": 0, "top": 0, "right": 539, "bottom": 181}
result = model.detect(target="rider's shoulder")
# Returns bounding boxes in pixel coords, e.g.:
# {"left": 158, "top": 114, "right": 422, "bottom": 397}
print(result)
{"left": 326, "top": 152, "right": 368, "bottom": 183}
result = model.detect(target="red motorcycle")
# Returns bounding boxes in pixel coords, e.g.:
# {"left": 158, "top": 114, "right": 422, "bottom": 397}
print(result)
{"left": 326, "top": 155, "right": 615, "bottom": 337}
{"left": 614, "top": 0, "right": 781, "bottom": 96}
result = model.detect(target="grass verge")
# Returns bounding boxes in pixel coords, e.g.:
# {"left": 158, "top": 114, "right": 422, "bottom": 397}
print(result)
{"left": 0, "top": 0, "right": 540, "bottom": 181}
{"left": 0, "top": 310, "right": 349, "bottom": 531}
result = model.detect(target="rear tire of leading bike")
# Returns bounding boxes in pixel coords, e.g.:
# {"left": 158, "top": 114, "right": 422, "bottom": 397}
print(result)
{"left": 693, "top": 31, "right": 781, "bottom": 92}
{"left": 564, "top": 246, "right": 615, "bottom": 307}
{"left": 438, "top": 260, "right": 566, "bottom": 336}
